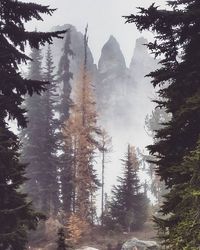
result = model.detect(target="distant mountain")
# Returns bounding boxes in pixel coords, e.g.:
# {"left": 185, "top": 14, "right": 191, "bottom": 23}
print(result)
{"left": 96, "top": 35, "right": 158, "bottom": 130}
{"left": 96, "top": 35, "right": 132, "bottom": 125}
{"left": 46, "top": 25, "right": 157, "bottom": 148}
{"left": 128, "top": 37, "right": 158, "bottom": 134}
{"left": 98, "top": 35, "right": 126, "bottom": 75}
{"left": 130, "top": 37, "right": 158, "bottom": 82}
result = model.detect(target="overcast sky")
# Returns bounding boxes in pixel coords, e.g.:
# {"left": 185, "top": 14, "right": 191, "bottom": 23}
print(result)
{"left": 26, "top": 0, "right": 166, "bottom": 65}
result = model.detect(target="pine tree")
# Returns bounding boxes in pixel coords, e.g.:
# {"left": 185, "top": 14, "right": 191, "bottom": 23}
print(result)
{"left": 162, "top": 140, "right": 200, "bottom": 249}
{"left": 63, "top": 26, "right": 100, "bottom": 223}
{"left": 22, "top": 46, "right": 60, "bottom": 215}
{"left": 125, "top": 0, "right": 200, "bottom": 247}
{"left": 67, "top": 213, "right": 88, "bottom": 245}
{"left": 57, "top": 228, "right": 69, "bottom": 250}
{"left": 42, "top": 45, "right": 60, "bottom": 214}
{"left": 109, "top": 145, "right": 148, "bottom": 231}
{"left": 62, "top": 107, "right": 79, "bottom": 214}
{"left": 57, "top": 30, "right": 74, "bottom": 213}
{"left": 71, "top": 69, "right": 100, "bottom": 222}
{"left": 58, "top": 29, "right": 74, "bottom": 123}
{"left": 21, "top": 47, "right": 44, "bottom": 211}
{"left": 0, "top": 1, "right": 65, "bottom": 248}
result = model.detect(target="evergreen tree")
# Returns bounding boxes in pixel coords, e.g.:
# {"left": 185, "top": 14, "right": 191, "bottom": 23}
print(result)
{"left": 109, "top": 145, "right": 148, "bottom": 231}
{"left": 125, "top": 0, "right": 200, "bottom": 248}
{"left": 62, "top": 111, "right": 78, "bottom": 214}
{"left": 57, "top": 228, "right": 69, "bottom": 250}
{"left": 58, "top": 29, "right": 74, "bottom": 123}
{"left": 42, "top": 45, "right": 60, "bottom": 214}
{"left": 68, "top": 68, "right": 100, "bottom": 223}
{"left": 0, "top": 1, "right": 65, "bottom": 248}
{"left": 67, "top": 213, "right": 88, "bottom": 245}
{"left": 21, "top": 47, "right": 44, "bottom": 211}
{"left": 63, "top": 26, "right": 100, "bottom": 223}
{"left": 161, "top": 139, "right": 200, "bottom": 249}
{"left": 22, "top": 46, "right": 60, "bottom": 215}
{"left": 57, "top": 30, "right": 74, "bottom": 213}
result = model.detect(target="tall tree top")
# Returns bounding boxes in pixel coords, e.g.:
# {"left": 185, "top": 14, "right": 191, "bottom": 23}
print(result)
{"left": 44, "top": 45, "right": 56, "bottom": 82}
{"left": 0, "top": 0, "right": 66, "bottom": 128}
{"left": 124, "top": 1, "right": 200, "bottom": 247}
{"left": 0, "top": 1, "right": 66, "bottom": 249}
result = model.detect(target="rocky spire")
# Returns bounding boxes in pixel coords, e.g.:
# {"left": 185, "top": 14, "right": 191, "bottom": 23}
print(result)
{"left": 129, "top": 37, "right": 157, "bottom": 81}
{"left": 98, "top": 35, "right": 126, "bottom": 75}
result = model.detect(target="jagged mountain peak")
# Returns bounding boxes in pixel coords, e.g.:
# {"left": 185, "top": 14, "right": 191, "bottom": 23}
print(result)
{"left": 107, "top": 35, "right": 118, "bottom": 43}
{"left": 135, "top": 37, "right": 148, "bottom": 52}
{"left": 129, "top": 36, "right": 149, "bottom": 68}
{"left": 98, "top": 35, "right": 126, "bottom": 74}
{"left": 129, "top": 36, "right": 157, "bottom": 81}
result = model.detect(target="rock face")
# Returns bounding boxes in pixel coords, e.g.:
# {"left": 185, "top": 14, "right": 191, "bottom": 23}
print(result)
{"left": 129, "top": 37, "right": 158, "bottom": 82}
{"left": 96, "top": 35, "right": 158, "bottom": 131}
{"left": 98, "top": 35, "right": 126, "bottom": 75}
{"left": 96, "top": 35, "right": 131, "bottom": 125}
{"left": 122, "top": 238, "right": 159, "bottom": 250}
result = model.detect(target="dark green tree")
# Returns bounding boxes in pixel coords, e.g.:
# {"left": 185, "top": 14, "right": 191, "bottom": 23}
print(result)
{"left": 21, "top": 47, "right": 44, "bottom": 211}
{"left": 0, "top": 1, "right": 65, "bottom": 249}
{"left": 109, "top": 145, "right": 148, "bottom": 231}
{"left": 58, "top": 30, "right": 74, "bottom": 123}
{"left": 57, "top": 29, "right": 74, "bottom": 214}
{"left": 57, "top": 228, "right": 70, "bottom": 250}
{"left": 42, "top": 45, "right": 60, "bottom": 214}
{"left": 22, "top": 46, "right": 60, "bottom": 215}
{"left": 161, "top": 139, "right": 200, "bottom": 249}
{"left": 125, "top": 0, "right": 200, "bottom": 248}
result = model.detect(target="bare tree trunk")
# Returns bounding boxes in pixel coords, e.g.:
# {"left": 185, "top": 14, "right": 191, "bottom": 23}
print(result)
{"left": 101, "top": 150, "right": 105, "bottom": 225}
